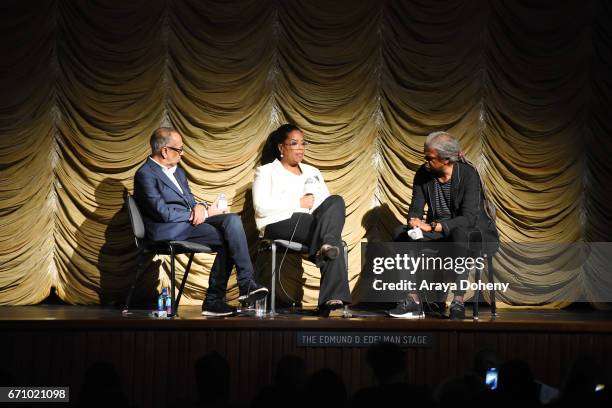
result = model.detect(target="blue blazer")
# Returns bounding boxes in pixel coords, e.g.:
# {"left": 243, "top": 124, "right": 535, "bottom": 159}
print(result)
{"left": 133, "top": 158, "right": 198, "bottom": 242}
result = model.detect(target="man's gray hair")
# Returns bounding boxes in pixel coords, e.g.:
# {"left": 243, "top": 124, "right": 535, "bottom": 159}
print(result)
{"left": 425, "top": 131, "right": 462, "bottom": 163}
{"left": 150, "top": 127, "right": 177, "bottom": 154}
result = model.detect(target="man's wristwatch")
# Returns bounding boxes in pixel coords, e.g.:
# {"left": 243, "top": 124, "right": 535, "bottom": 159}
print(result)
{"left": 195, "top": 202, "right": 209, "bottom": 219}
{"left": 430, "top": 221, "right": 438, "bottom": 232}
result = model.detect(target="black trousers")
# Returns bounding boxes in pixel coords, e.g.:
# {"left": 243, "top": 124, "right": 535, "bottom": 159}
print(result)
{"left": 186, "top": 213, "right": 256, "bottom": 304}
{"left": 394, "top": 225, "right": 478, "bottom": 297}
{"left": 264, "top": 195, "right": 352, "bottom": 306}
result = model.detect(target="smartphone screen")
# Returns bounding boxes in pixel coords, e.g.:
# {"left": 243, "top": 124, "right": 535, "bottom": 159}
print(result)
{"left": 485, "top": 367, "right": 498, "bottom": 390}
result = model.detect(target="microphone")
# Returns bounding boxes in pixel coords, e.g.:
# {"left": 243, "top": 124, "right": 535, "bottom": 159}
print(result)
{"left": 303, "top": 177, "right": 315, "bottom": 196}
{"left": 303, "top": 177, "right": 315, "bottom": 214}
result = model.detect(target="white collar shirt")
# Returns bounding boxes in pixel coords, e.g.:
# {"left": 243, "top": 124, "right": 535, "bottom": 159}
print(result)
{"left": 149, "top": 157, "right": 184, "bottom": 194}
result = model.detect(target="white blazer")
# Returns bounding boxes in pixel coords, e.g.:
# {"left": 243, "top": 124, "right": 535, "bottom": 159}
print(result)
{"left": 252, "top": 159, "right": 330, "bottom": 234}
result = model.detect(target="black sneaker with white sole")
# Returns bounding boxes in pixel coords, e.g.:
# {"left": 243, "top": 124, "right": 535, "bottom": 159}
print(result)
{"left": 388, "top": 297, "right": 424, "bottom": 319}
{"left": 201, "top": 301, "right": 236, "bottom": 317}
{"left": 238, "top": 282, "right": 269, "bottom": 304}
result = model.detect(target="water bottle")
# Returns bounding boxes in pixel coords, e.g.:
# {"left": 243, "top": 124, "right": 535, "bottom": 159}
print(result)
{"left": 217, "top": 193, "right": 227, "bottom": 211}
{"left": 157, "top": 288, "right": 168, "bottom": 318}
{"left": 165, "top": 290, "right": 172, "bottom": 315}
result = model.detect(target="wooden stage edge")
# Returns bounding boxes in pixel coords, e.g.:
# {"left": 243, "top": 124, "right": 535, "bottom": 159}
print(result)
{"left": 3, "top": 304, "right": 612, "bottom": 407}
{"left": 2, "top": 304, "right": 612, "bottom": 333}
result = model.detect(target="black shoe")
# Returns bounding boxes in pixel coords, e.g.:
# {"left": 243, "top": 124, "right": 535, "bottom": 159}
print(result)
{"left": 318, "top": 300, "right": 344, "bottom": 317}
{"left": 313, "top": 244, "right": 341, "bottom": 267}
{"left": 321, "top": 244, "right": 340, "bottom": 261}
{"left": 238, "top": 282, "right": 269, "bottom": 304}
{"left": 201, "top": 301, "right": 235, "bottom": 317}
{"left": 388, "top": 297, "right": 424, "bottom": 319}
{"left": 449, "top": 301, "right": 465, "bottom": 320}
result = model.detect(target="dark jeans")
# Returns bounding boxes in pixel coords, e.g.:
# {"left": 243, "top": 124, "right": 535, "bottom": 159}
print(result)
{"left": 186, "top": 213, "right": 256, "bottom": 304}
{"left": 264, "top": 195, "right": 352, "bottom": 306}
{"left": 394, "top": 225, "right": 478, "bottom": 298}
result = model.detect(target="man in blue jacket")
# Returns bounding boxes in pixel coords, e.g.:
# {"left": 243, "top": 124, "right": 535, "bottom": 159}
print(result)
{"left": 134, "top": 127, "right": 267, "bottom": 316}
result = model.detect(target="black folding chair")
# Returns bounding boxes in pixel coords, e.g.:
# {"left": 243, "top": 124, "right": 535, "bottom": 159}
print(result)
{"left": 122, "top": 194, "right": 212, "bottom": 317}
{"left": 257, "top": 239, "right": 349, "bottom": 316}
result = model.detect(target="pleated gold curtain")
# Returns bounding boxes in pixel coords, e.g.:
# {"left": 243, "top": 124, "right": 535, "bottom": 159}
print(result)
{"left": 1, "top": 0, "right": 611, "bottom": 306}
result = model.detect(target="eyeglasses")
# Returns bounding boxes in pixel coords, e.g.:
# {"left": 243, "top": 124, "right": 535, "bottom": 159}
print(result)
{"left": 166, "top": 146, "right": 184, "bottom": 154}
{"left": 283, "top": 141, "right": 309, "bottom": 149}
{"left": 425, "top": 155, "right": 440, "bottom": 162}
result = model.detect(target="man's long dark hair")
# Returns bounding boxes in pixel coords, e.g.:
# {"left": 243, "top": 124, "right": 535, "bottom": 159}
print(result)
{"left": 261, "top": 123, "right": 301, "bottom": 165}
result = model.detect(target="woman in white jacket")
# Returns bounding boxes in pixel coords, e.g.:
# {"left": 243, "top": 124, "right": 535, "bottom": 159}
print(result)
{"left": 252, "top": 124, "right": 351, "bottom": 313}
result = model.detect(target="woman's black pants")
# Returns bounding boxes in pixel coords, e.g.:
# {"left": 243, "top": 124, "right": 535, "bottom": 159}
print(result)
{"left": 264, "top": 195, "right": 352, "bottom": 306}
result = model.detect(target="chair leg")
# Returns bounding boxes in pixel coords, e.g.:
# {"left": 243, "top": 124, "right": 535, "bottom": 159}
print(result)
{"left": 175, "top": 253, "right": 194, "bottom": 316}
{"left": 122, "top": 251, "right": 147, "bottom": 314}
{"left": 342, "top": 241, "right": 350, "bottom": 316}
{"left": 342, "top": 241, "right": 348, "bottom": 270}
{"left": 169, "top": 245, "right": 176, "bottom": 317}
{"left": 487, "top": 255, "right": 497, "bottom": 316}
{"left": 270, "top": 242, "right": 277, "bottom": 316}
{"left": 473, "top": 260, "right": 482, "bottom": 320}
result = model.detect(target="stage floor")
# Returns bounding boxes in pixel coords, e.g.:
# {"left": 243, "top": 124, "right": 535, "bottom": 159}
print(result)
{"left": 3, "top": 303, "right": 612, "bottom": 407}
{"left": 2, "top": 304, "right": 612, "bottom": 332}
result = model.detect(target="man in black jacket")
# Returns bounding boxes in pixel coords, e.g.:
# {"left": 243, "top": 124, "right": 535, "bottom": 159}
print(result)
{"left": 388, "top": 131, "right": 498, "bottom": 319}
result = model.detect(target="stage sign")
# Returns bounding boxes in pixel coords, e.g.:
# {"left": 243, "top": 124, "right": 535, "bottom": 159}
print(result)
{"left": 296, "top": 331, "right": 433, "bottom": 348}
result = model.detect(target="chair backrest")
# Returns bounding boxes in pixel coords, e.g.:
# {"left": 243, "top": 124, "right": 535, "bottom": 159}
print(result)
{"left": 126, "top": 194, "right": 146, "bottom": 247}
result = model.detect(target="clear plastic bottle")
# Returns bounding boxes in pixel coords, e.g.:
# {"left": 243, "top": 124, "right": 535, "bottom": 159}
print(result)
{"left": 165, "top": 289, "right": 172, "bottom": 315}
{"left": 157, "top": 288, "right": 168, "bottom": 318}
{"left": 217, "top": 193, "right": 227, "bottom": 211}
